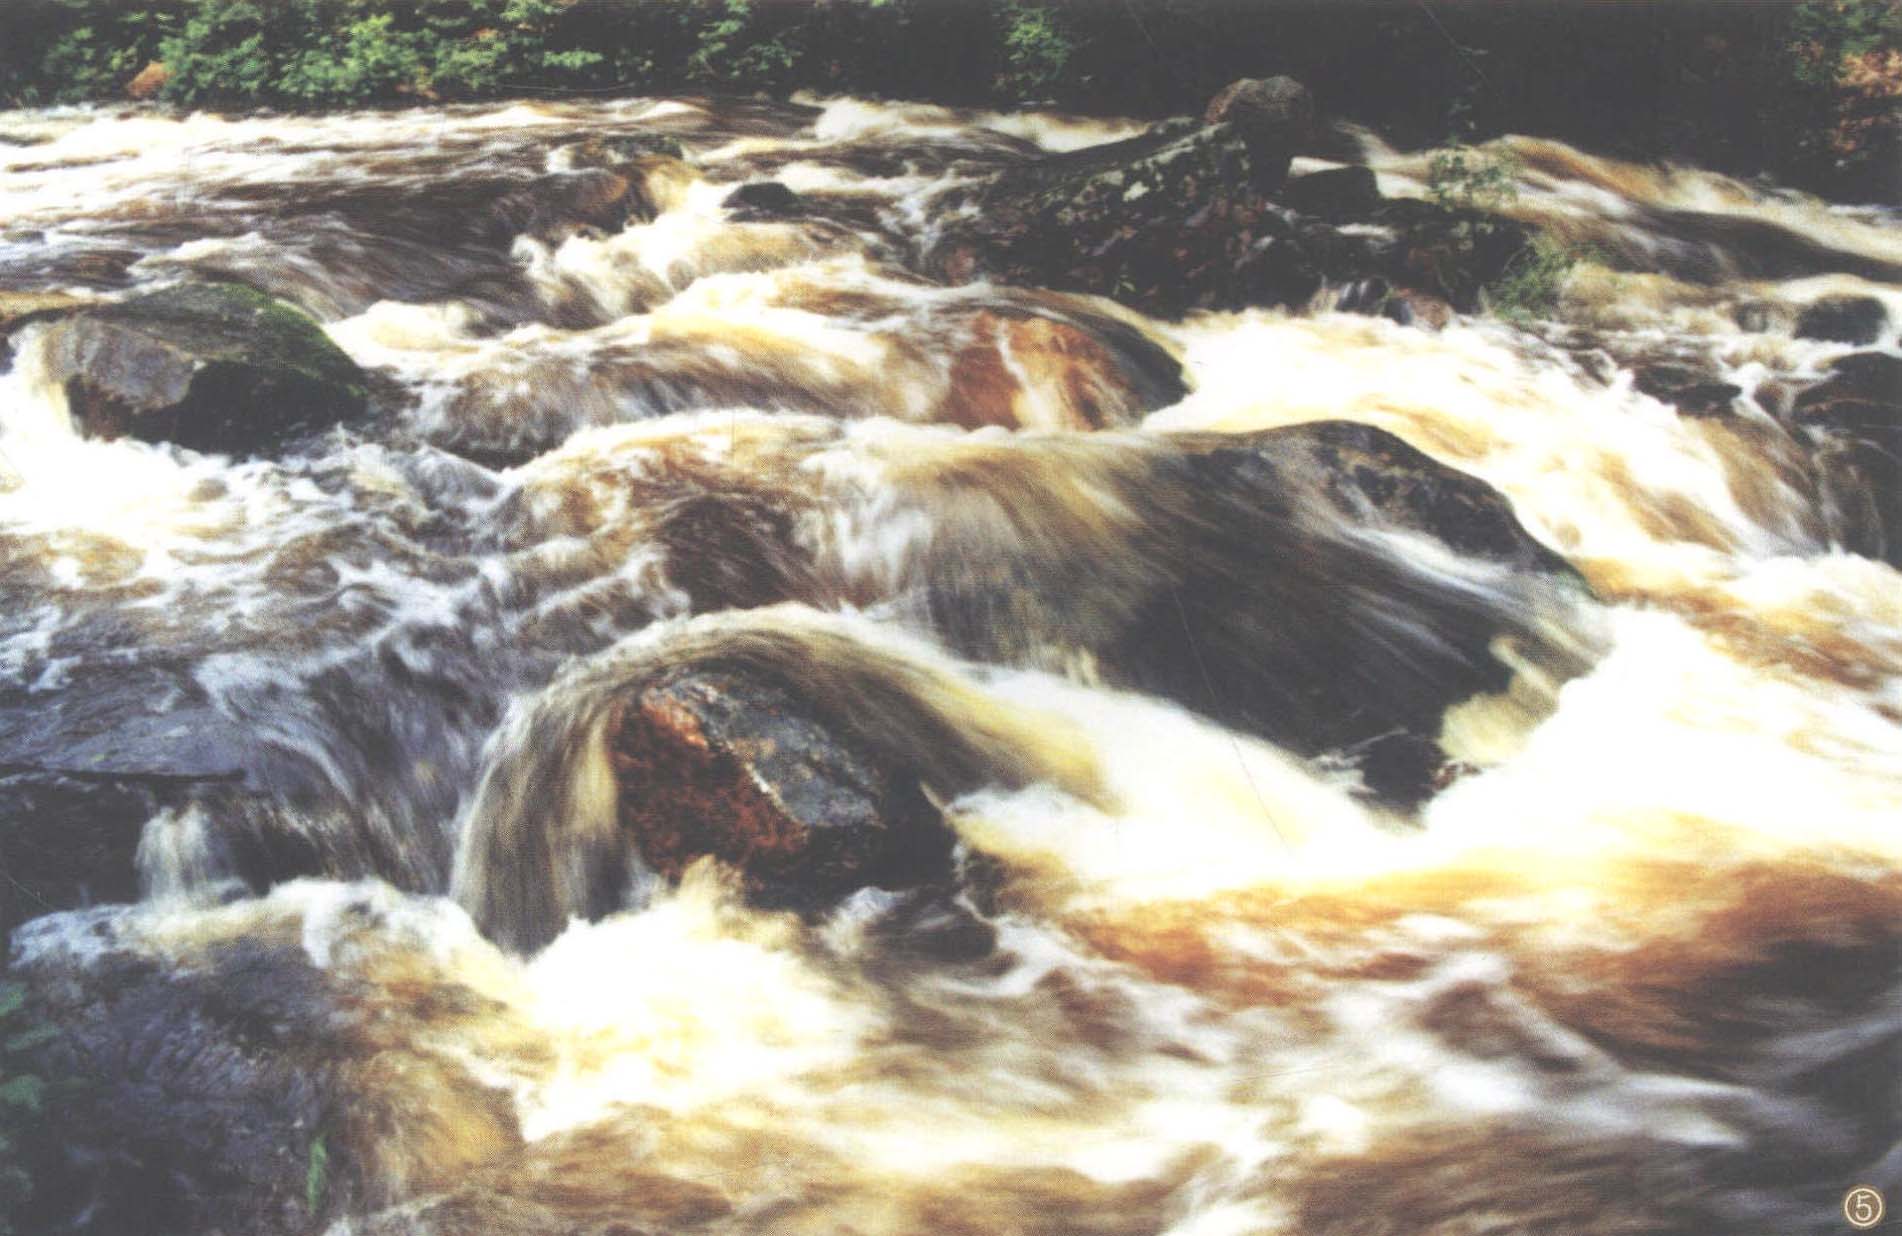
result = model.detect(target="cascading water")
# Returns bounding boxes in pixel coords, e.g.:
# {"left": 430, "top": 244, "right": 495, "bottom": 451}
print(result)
{"left": 1, "top": 92, "right": 1898, "bottom": 1236}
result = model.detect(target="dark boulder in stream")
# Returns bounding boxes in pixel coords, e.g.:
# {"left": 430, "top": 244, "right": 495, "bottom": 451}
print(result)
{"left": 1793, "top": 294, "right": 1889, "bottom": 345}
{"left": 722, "top": 180, "right": 805, "bottom": 217}
{"left": 7, "top": 893, "right": 523, "bottom": 1236}
{"left": 610, "top": 669, "right": 954, "bottom": 908}
{"left": 1793, "top": 350, "right": 1902, "bottom": 564}
{"left": 930, "top": 77, "right": 1528, "bottom": 317}
{"left": 34, "top": 282, "right": 368, "bottom": 455}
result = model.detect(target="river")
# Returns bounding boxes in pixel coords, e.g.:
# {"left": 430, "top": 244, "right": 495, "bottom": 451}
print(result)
{"left": 1, "top": 93, "right": 1898, "bottom": 1235}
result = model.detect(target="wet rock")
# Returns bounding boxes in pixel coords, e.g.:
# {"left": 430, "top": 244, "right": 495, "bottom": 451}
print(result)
{"left": 9, "top": 932, "right": 333, "bottom": 1236}
{"left": 1203, "top": 76, "right": 1315, "bottom": 192}
{"left": 1122, "top": 423, "right": 1579, "bottom": 804}
{"left": 0, "top": 774, "right": 154, "bottom": 940}
{"left": 488, "top": 168, "right": 646, "bottom": 243}
{"left": 9, "top": 898, "right": 523, "bottom": 1236}
{"left": 1809, "top": 350, "right": 1902, "bottom": 405}
{"left": 1333, "top": 278, "right": 1454, "bottom": 331}
{"left": 35, "top": 282, "right": 369, "bottom": 455}
{"left": 1795, "top": 295, "right": 1889, "bottom": 345}
{"left": 908, "top": 421, "right": 1584, "bottom": 807}
{"left": 1815, "top": 438, "right": 1899, "bottom": 564}
{"left": 1380, "top": 287, "right": 1456, "bottom": 331}
{"left": 933, "top": 120, "right": 1276, "bottom": 316}
{"left": 560, "top": 132, "right": 686, "bottom": 169}
{"left": 0, "top": 676, "right": 278, "bottom": 939}
{"left": 1282, "top": 164, "right": 1380, "bottom": 216}
{"left": 1793, "top": 351, "right": 1901, "bottom": 565}
{"left": 1633, "top": 362, "right": 1743, "bottom": 418}
{"left": 722, "top": 181, "right": 804, "bottom": 217}
{"left": 124, "top": 60, "right": 169, "bottom": 101}
{"left": 610, "top": 669, "right": 953, "bottom": 910}
{"left": 931, "top": 101, "right": 1516, "bottom": 318}
{"left": 944, "top": 308, "right": 1188, "bottom": 430}
{"left": 0, "top": 289, "right": 87, "bottom": 368}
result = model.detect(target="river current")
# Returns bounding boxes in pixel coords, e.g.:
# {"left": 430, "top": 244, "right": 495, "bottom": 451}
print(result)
{"left": 1, "top": 94, "right": 1899, "bottom": 1235}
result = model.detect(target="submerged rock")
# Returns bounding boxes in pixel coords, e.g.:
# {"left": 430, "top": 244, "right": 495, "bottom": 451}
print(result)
{"left": 35, "top": 282, "right": 368, "bottom": 454}
{"left": 488, "top": 167, "right": 649, "bottom": 243}
{"left": 1795, "top": 294, "right": 1889, "bottom": 345}
{"left": 559, "top": 131, "right": 686, "bottom": 169}
{"left": 909, "top": 421, "right": 1584, "bottom": 805}
{"left": 1633, "top": 362, "right": 1743, "bottom": 418}
{"left": 722, "top": 180, "right": 804, "bottom": 217}
{"left": 610, "top": 669, "right": 953, "bottom": 909}
{"left": 944, "top": 307, "right": 1188, "bottom": 429}
{"left": 1793, "top": 350, "right": 1901, "bottom": 564}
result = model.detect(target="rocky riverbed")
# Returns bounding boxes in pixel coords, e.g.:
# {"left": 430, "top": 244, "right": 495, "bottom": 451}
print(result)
{"left": 0, "top": 85, "right": 1898, "bottom": 1235}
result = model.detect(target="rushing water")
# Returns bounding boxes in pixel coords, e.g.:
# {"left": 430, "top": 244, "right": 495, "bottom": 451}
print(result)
{"left": 2, "top": 94, "right": 1900, "bottom": 1235}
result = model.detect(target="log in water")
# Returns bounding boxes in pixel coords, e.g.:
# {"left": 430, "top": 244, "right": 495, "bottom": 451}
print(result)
{"left": 0, "top": 94, "right": 1898, "bottom": 1235}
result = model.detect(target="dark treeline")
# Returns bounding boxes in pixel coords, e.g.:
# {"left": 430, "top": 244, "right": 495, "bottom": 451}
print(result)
{"left": 0, "top": 0, "right": 1897, "bottom": 202}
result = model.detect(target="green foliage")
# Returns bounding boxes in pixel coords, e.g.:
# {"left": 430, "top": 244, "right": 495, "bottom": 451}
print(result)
{"left": 305, "top": 1130, "right": 329, "bottom": 1215}
{"left": 1788, "top": 0, "right": 1902, "bottom": 85}
{"left": 995, "top": 1, "right": 1074, "bottom": 99}
{"left": 0, "top": 982, "right": 54, "bottom": 1236}
{"left": 34, "top": 3, "right": 179, "bottom": 104}
{"left": 1426, "top": 143, "right": 1521, "bottom": 215}
{"left": 1425, "top": 140, "right": 1523, "bottom": 263}
{"left": 1485, "top": 234, "right": 1582, "bottom": 323}
{"left": 277, "top": 14, "right": 424, "bottom": 105}
{"left": 688, "top": 0, "right": 798, "bottom": 88}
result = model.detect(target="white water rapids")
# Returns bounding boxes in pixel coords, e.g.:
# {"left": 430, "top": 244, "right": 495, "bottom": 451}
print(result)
{"left": 1, "top": 95, "right": 1899, "bottom": 1236}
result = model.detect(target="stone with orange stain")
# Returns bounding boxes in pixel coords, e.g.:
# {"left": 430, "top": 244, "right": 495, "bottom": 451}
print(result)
{"left": 610, "top": 669, "right": 951, "bottom": 907}
{"left": 942, "top": 309, "right": 1163, "bottom": 431}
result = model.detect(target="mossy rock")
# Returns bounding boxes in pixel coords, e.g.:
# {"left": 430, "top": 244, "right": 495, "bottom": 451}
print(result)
{"left": 37, "top": 282, "right": 369, "bottom": 455}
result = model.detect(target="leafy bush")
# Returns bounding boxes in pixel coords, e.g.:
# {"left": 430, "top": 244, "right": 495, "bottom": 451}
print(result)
{"left": 1424, "top": 140, "right": 1523, "bottom": 275}
{"left": 1485, "top": 234, "right": 1580, "bottom": 323}
{"left": 0, "top": 982, "right": 53, "bottom": 1236}
{"left": 995, "top": 1, "right": 1074, "bottom": 100}
{"left": 1783, "top": 0, "right": 1902, "bottom": 194}
{"left": 1426, "top": 141, "right": 1522, "bottom": 215}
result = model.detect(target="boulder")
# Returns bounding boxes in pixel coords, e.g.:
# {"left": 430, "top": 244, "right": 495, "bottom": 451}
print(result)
{"left": 610, "top": 669, "right": 953, "bottom": 909}
{"left": 932, "top": 120, "right": 1523, "bottom": 318}
{"left": 34, "top": 282, "right": 369, "bottom": 455}
{"left": 1203, "top": 76, "right": 1315, "bottom": 192}
{"left": 1795, "top": 294, "right": 1889, "bottom": 345}
{"left": 1633, "top": 362, "right": 1743, "bottom": 418}
{"left": 0, "top": 289, "right": 87, "bottom": 368}
{"left": 1792, "top": 351, "right": 1901, "bottom": 565}
{"left": 905, "top": 421, "right": 1585, "bottom": 806}
{"left": 722, "top": 181, "right": 804, "bottom": 217}
{"left": 942, "top": 308, "right": 1188, "bottom": 430}
{"left": 559, "top": 131, "right": 686, "bottom": 169}
{"left": 487, "top": 168, "right": 647, "bottom": 243}
{"left": 1282, "top": 164, "right": 1381, "bottom": 216}
{"left": 8, "top": 896, "right": 522, "bottom": 1236}
{"left": 932, "top": 120, "right": 1288, "bottom": 316}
